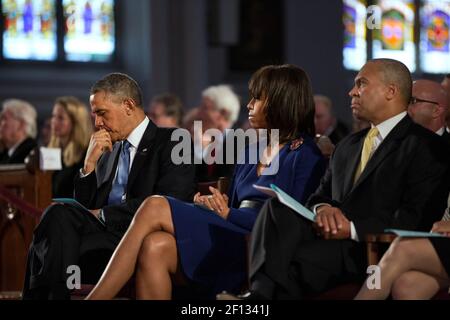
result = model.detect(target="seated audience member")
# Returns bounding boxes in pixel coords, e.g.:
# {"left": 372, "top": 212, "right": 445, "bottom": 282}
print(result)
{"left": 38, "top": 117, "right": 52, "bottom": 147}
{"left": 147, "top": 93, "right": 183, "bottom": 128}
{"left": 0, "top": 99, "right": 37, "bottom": 164}
{"left": 441, "top": 74, "right": 450, "bottom": 132}
{"left": 355, "top": 210, "right": 450, "bottom": 300}
{"left": 218, "top": 58, "right": 450, "bottom": 300}
{"left": 22, "top": 73, "right": 196, "bottom": 300}
{"left": 314, "top": 94, "right": 350, "bottom": 144}
{"left": 86, "top": 64, "right": 327, "bottom": 300}
{"left": 48, "top": 96, "right": 93, "bottom": 198}
{"left": 408, "top": 79, "right": 448, "bottom": 141}
{"left": 183, "top": 84, "right": 241, "bottom": 182}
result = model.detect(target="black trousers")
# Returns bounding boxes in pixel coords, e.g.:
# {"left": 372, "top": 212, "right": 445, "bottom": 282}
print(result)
{"left": 249, "top": 198, "right": 367, "bottom": 299}
{"left": 22, "top": 204, "right": 122, "bottom": 300}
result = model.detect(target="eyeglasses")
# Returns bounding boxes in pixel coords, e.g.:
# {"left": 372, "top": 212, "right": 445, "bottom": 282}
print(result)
{"left": 410, "top": 97, "right": 440, "bottom": 106}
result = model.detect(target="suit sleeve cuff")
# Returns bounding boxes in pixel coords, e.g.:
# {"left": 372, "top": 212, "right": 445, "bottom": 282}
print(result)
{"left": 350, "top": 221, "right": 359, "bottom": 242}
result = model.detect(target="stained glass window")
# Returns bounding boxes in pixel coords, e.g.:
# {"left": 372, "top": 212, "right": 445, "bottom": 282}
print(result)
{"left": 343, "top": 0, "right": 367, "bottom": 71}
{"left": 372, "top": 0, "right": 416, "bottom": 72}
{"left": 2, "top": 0, "right": 57, "bottom": 60}
{"left": 420, "top": 0, "right": 450, "bottom": 73}
{"left": 63, "top": 0, "right": 115, "bottom": 62}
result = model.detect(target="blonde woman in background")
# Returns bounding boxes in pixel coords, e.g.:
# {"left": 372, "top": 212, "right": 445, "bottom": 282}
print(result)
{"left": 48, "top": 96, "right": 93, "bottom": 197}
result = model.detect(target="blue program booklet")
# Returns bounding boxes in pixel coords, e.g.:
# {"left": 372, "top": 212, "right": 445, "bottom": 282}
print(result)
{"left": 52, "top": 198, "right": 90, "bottom": 213}
{"left": 253, "top": 184, "right": 315, "bottom": 222}
{"left": 52, "top": 198, "right": 105, "bottom": 226}
{"left": 385, "top": 229, "right": 446, "bottom": 238}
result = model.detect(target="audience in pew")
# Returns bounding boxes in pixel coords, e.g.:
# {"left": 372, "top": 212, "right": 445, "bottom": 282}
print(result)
{"left": 85, "top": 64, "right": 327, "bottom": 300}
{"left": 147, "top": 93, "right": 184, "bottom": 128}
{"left": 314, "top": 94, "right": 350, "bottom": 145}
{"left": 0, "top": 99, "right": 37, "bottom": 165}
{"left": 183, "top": 84, "right": 241, "bottom": 182}
{"left": 38, "top": 117, "right": 52, "bottom": 147}
{"left": 22, "top": 73, "right": 196, "bottom": 300}
{"left": 218, "top": 58, "right": 450, "bottom": 300}
{"left": 408, "top": 79, "right": 449, "bottom": 142}
{"left": 48, "top": 96, "right": 93, "bottom": 198}
{"left": 355, "top": 212, "right": 450, "bottom": 300}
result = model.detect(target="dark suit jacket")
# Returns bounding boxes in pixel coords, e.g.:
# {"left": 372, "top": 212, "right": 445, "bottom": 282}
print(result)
{"left": 0, "top": 137, "right": 36, "bottom": 164}
{"left": 74, "top": 120, "right": 196, "bottom": 236}
{"left": 52, "top": 156, "right": 84, "bottom": 198}
{"left": 328, "top": 120, "right": 350, "bottom": 145}
{"left": 307, "top": 115, "right": 450, "bottom": 238}
{"left": 441, "top": 129, "right": 450, "bottom": 146}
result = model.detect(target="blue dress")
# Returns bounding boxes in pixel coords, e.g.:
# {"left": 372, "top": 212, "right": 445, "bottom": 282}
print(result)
{"left": 166, "top": 136, "right": 326, "bottom": 296}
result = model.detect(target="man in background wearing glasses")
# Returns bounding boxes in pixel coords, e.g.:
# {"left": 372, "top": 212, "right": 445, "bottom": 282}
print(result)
{"left": 408, "top": 79, "right": 449, "bottom": 142}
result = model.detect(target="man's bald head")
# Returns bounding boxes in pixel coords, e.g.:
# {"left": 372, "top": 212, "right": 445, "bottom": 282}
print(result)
{"left": 367, "top": 58, "right": 413, "bottom": 106}
{"left": 413, "top": 80, "right": 447, "bottom": 107}
{"left": 409, "top": 79, "right": 448, "bottom": 133}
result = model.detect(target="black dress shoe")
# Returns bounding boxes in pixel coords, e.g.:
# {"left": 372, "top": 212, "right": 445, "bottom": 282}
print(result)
{"left": 217, "top": 290, "right": 269, "bottom": 300}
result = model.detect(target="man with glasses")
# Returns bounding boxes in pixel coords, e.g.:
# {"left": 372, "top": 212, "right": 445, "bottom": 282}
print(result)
{"left": 409, "top": 79, "right": 449, "bottom": 141}
{"left": 441, "top": 74, "right": 450, "bottom": 133}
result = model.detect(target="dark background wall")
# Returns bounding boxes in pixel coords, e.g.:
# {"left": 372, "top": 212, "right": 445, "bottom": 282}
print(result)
{"left": 0, "top": 0, "right": 446, "bottom": 131}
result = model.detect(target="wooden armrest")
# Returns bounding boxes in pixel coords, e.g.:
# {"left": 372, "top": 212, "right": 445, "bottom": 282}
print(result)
{"left": 365, "top": 233, "right": 397, "bottom": 266}
{"left": 365, "top": 233, "right": 397, "bottom": 243}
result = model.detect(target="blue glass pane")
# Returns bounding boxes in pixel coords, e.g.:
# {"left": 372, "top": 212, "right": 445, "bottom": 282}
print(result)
{"left": 2, "top": 0, "right": 57, "bottom": 60}
{"left": 63, "top": 0, "right": 115, "bottom": 62}
{"left": 420, "top": 0, "right": 450, "bottom": 74}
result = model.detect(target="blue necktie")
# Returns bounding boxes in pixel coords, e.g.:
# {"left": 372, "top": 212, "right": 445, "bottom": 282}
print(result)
{"left": 108, "top": 140, "right": 131, "bottom": 205}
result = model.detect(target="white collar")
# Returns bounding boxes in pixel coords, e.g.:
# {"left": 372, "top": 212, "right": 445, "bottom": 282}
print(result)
{"left": 373, "top": 111, "right": 407, "bottom": 140}
{"left": 7, "top": 138, "right": 27, "bottom": 157}
{"left": 126, "top": 117, "right": 149, "bottom": 149}
{"left": 436, "top": 127, "right": 445, "bottom": 136}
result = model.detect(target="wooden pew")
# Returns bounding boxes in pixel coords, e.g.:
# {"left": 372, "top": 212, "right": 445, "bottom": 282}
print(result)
{"left": 0, "top": 157, "right": 52, "bottom": 293}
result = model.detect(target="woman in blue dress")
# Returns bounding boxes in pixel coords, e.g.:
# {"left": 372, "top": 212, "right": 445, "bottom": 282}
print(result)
{"left": 87, "top": 64, "right": 327, "bottom": 299}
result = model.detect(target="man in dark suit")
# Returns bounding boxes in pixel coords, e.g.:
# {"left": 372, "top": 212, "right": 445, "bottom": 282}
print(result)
{"left": 222, "top": 59, "right": 450, "bottom": 300}
{"left": 22, "top": 73, "right": 196, "bottom": 299}
{"left": 441, "top": 74, "right": 450, "bottom": 132}
{"left": 408, "top": 79, "right": 449, "bottom": 144}
{"left": 0, "top": 99, "right": 37, "bottom": 164}
{"left": 314, "top": 95, "right": 350, "bottom": 145}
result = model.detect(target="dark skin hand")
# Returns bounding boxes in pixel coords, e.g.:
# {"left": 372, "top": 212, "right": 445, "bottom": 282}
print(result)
{"left": 314, "top": 206, "right": 351, "bottom": 239}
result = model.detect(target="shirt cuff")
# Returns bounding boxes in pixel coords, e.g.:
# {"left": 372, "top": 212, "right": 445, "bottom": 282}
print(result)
{"left": 350, "top": 222, "right": 359, "bottom": 242}
{"left": 79, "top": 168, "right": 93, "bottom": 178}
{"left": 99, "top": 209, "right": 106, "bottom": 223}
{"left": 312, "top": 203, "right": 332, "bottom": 215}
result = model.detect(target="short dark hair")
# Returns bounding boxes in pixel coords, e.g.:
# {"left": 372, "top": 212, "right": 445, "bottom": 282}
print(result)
{"left": 249, "top": 64, "right": 315, "bottom": 142}
{"left": 151, "top": 93, "right": 184, "bottom": 126}
{"left": 90, "top": 73, "right": 143, "bottom": 108}
{"left": 368, "top": 59, "right": 412, "bottom": 105}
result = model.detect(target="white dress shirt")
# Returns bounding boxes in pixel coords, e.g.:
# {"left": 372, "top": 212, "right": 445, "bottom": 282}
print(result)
{"left": 436, "top": 127, "right": 445, "bottom": 136}
{"left": 314, "top": 111, "right": 407, "bottom": 241}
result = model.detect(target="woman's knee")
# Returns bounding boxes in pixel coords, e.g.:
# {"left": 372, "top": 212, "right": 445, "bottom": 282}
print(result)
{"left": 391, "top": 273, "right": 417, "bottom": 299}
{"left": 137, "top": 232, "right": 175, "bottom": 269}
{"left": 135, "top": 196, "right": 169, "bottom": 222}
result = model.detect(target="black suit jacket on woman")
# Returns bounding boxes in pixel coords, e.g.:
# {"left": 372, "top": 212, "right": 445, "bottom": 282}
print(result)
{"left": 74, "top": 120, "right": 196, "bottom": 236}
{"left": 307, "top": 115, "right": 450, "bottom": 238}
